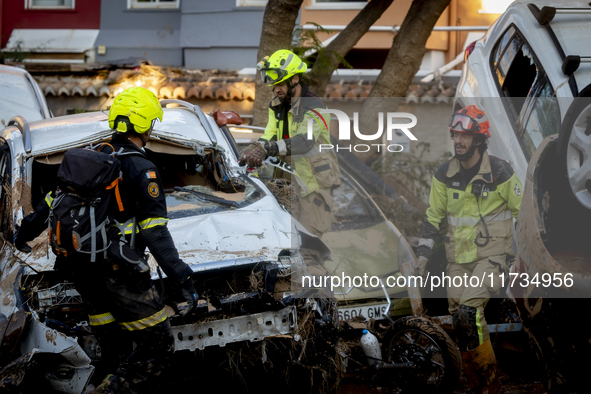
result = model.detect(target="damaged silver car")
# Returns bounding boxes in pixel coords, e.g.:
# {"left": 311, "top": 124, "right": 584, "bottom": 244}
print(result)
{"left": 0, "top": 100, "right": 341, "bottom": 393}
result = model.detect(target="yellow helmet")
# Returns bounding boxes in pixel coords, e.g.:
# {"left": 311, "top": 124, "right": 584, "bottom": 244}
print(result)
{"left": 108, "top": 87, "right": 163, "bottom": 134}
{"left": 257, "top": 49, "right": 307, "bottom": 86}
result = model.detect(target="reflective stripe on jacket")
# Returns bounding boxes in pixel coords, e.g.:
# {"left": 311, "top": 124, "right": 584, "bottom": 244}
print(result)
{"left": 418, "top": 151, "right": 522, "bottom": 264}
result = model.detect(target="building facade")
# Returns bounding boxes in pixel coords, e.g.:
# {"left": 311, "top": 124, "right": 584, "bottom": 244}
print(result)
{"left": 2, "top": 0, "right": 510, "bottom": 70}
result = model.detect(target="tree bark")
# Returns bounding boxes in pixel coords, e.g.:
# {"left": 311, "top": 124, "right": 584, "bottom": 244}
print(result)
{"left": 304, "top": 0, "right": 394, "bottom": 96}
{"left": 354, "top": 0, "right": 451, "bottom": 162}
{"left": 252, "top": 0, "right": 303, "bottom": 126}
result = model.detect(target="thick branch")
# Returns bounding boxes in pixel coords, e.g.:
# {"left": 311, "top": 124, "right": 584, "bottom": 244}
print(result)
{"left": 305, "top": 0, "right": 394, "bottom": 96}
{"left": 369, "top": 0, "right": 451, "bottom": 98}
{"left": 353, "top": 0, "right": 451, "bottom": 163}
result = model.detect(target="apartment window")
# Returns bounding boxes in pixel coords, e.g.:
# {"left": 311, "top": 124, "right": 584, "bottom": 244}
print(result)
{"left": 236, "top": 0, "right": 267, "bottom": 6}
{"left": 26, "top": 0, "right": 74, "bottom": 9}
{"left": 128, "top": 0, "right": 179, "bottom": 9}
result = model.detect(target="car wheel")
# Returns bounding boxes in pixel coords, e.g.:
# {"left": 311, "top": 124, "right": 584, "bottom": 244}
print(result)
{"left": 381, "top": 316, "right": 461, "bottom": 392}
{"left": 556, "top": 84, "right": 591, "bottom": 212}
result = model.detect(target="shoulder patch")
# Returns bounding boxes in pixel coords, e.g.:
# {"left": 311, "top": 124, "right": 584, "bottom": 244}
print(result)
{"left": 146, "top": 171, "right": 157, "bottom": 179}
{"left": 514, "top": 183, "right": 522, "bottom": 196}
{"left": 147, "top": 182, "right": 160, "bottom": 198}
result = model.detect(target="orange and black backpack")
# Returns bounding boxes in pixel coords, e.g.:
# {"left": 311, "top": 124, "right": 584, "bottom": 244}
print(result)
{"left": 49, "top": 144, "right": 128, "bottom": 262}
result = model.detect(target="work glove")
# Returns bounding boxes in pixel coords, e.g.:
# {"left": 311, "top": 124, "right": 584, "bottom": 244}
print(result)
{"left": 238, "top": 142, "right": 267, "bottom": 168}
{"left": 13, "top": 228, "right": 32, "bottom": 254}
{"left": 413, "top": 256, "right": 429, "bottom": 278}
{"left": 179, "top": 279, "right": 198, "bottom": 317}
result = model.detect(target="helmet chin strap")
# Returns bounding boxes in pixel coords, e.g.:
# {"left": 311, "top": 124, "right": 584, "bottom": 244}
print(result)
{"left": 455, "top": 143, "right": 477, "bottom": 162}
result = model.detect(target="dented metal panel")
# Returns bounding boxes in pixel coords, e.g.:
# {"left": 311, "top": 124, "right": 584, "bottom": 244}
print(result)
{"left": 20, "top": 314, "right": 92, "bottom": 367}
{"left": 172, "top": 305, "right": 296, "bottom": 351}
{"left": 18, "top": 315, "right": 94, "bottom": 393}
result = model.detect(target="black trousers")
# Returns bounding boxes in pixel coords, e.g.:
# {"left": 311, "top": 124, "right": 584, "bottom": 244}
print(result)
{"left": 62, "top": 259, "right": 175, "bottom": 392}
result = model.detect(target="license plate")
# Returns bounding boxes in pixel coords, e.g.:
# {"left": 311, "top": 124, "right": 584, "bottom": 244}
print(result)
{"left": 338, "top": 304, "right": 389, "bottom": 321}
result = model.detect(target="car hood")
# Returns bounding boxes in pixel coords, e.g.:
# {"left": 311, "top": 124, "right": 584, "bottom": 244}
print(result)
{"left": 16, "top": 196, "right": 297, "bottom": 276}
{"left": 148, "top": 197, "right": 297, "bottom": 277}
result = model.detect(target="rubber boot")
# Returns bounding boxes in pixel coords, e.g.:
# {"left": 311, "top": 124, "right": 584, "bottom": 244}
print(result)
{"left": 461, "top": 350, "right": 481, "bottom": 390}
{"left": 472, "top": 338, "right": 502, "bottom": 394}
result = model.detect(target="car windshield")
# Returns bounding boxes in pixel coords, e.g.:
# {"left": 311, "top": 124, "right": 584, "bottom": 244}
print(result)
{"left": 146, "top": 145, "right": 264, "bottom": 218}
{"left": 0, "top": 70, "right": 43, "bottom": 127}
{"left": 165, "top": 177, "right": 263, "bottom": 218}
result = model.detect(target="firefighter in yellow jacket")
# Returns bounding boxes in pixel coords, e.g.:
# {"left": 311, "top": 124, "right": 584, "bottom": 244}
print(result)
{"left": 415, "top": 105, "right": 522, "bottom": 393}
{"left": 240, "top": 50, "right": 340, "bottom": 238}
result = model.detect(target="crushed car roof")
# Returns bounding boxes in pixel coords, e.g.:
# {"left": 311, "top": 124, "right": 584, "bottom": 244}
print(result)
{"left": 15, "top": 107, "right": 234, "bottom": 158}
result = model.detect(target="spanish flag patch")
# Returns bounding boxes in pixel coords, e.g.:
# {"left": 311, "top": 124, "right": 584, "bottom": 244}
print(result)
{"left": 146, "top": 171, "right": 157, "bottom": 179}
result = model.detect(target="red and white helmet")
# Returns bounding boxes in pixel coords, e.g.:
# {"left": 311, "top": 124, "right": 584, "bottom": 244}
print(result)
{"left": 448, "top": 105, "right": 491, "bottom": 138}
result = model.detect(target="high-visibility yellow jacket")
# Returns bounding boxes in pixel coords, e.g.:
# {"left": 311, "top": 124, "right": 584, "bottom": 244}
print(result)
{"left": 260, "top": 84, "right": 340, "bottom": 197}
{"left": 418, "top": 151, "right": 522, "bottom": 264}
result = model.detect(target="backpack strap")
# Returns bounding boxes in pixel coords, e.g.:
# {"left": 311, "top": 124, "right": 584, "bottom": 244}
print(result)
{"left": 114, "top": 217, "right": 138, "bottom": 248}
{"left": 106, "top": 177, "right": 124, "bottom": 212}
{"left": 72, "top": 209, "right": 111, "bottom": 262}
{"left": 96, "top": 143, "right": 115, "bottom": 153}
{"left": 90, "top": 205, "right": 97, "bottom": 262}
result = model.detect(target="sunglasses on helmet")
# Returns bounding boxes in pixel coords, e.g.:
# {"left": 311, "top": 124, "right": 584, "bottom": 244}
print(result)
{"left": 448, "top": 113, "right": 481, "bottom": 133}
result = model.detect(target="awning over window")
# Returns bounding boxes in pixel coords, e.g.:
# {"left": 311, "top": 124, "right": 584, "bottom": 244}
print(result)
{"left": 4, "top": 29, "right": 99, "bottom": 63}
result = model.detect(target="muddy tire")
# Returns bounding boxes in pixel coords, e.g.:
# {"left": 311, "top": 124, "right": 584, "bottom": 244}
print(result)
{"left": 381, "top": 316, "right": 461, "bottom": 392}
{"left": 556, "top": 84, "right": 591, "bottom": 213}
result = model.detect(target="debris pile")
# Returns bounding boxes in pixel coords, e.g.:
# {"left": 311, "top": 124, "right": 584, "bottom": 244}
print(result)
{"left": 264, "top": 179, "right": 300, "bottom": 218}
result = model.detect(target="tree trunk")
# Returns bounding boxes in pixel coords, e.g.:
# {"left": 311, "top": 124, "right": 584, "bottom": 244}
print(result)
{"left": 354, "top": 0, "right": 451, "bottom": 162}
{"left": 304, "top": 0, "right": 394, "bottom": 96}
{"left": 370, "top": 0, "right": 450, "bottom": 98}
{"left": 252, "top": 0, "right": 303, "bottom": 126}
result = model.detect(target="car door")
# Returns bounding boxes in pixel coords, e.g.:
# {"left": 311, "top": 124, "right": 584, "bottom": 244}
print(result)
{"left": 488, "top": 25, "right": 561, "bottom": 171}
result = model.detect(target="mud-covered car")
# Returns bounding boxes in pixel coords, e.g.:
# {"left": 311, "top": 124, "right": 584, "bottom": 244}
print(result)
{"left": 231, "top": 130, "right": 417, "bottom": 320}
{"left": 0, "top": 101, "right": 341, "bottom": 393}
{"left": 455, "top": 0, "right": 591, "bottom": 390}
